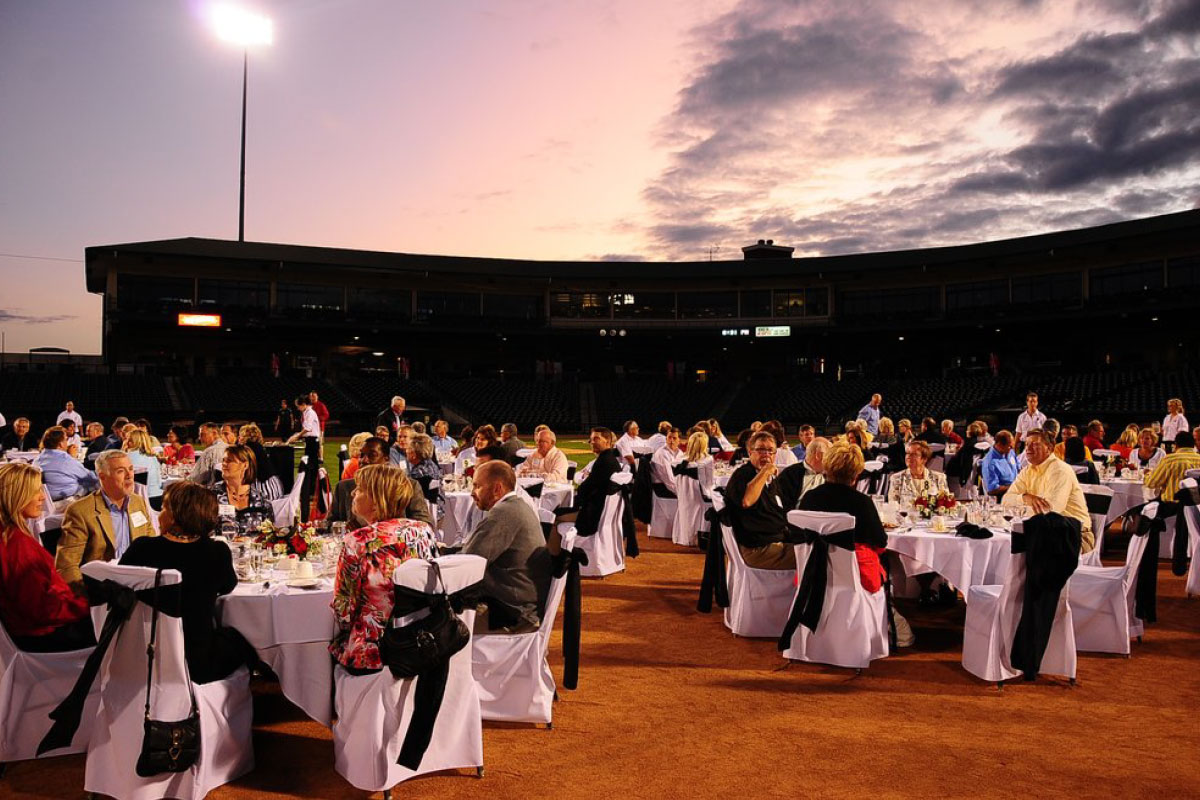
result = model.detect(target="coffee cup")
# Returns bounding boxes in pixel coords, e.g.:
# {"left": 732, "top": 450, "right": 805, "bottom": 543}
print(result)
{"left": 295, "top": 560, "right": 314, "bottom": 579}
{"left": 279, "top": 555, "right": 298, "bottom": 572}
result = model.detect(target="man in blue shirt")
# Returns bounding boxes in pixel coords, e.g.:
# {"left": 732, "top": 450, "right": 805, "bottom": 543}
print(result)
{"left": 982, "top": 430, "right": 1019, "bottom": 497}
{"left": 431, "top": 419, "right": 456, "bottom": 456}
{"left": 35, "top": 427, "right": 99, "bottom": 501}
{"left": 791, "top": 424, "right": 815, "bottom": 461}
{"left": 857, "top": 394, "right": 882, "bottom": 435}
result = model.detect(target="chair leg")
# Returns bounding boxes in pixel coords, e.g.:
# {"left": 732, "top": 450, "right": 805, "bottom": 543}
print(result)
{"left": 1137, "top": 635, "right": 1143, "bottom": 644}
{"left": 1069, "top": 677, "right": 1076, "bottom": 686}
{"left": 383, "top": 789, "right": 392, "bottom": 800}
{"left": 477, "top": 766, "right": 486, "bottom": 778}
{"left": 546, "top": 721, "right": 553, "bottom": 730}
{"left": 996, "top": 681, "right": 1004, "bottom": 692}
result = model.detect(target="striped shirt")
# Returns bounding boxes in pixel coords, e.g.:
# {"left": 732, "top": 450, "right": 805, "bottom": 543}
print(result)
{"left": 1145, "top": 447, "right": 1200, "bottom": 502}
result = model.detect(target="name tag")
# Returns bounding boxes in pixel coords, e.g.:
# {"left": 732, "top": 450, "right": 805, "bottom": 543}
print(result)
{"left": 219, "top": 504, "right": 236, "bottom": 517}
{"left": 131, "top": 510, "right": 150, "bottom": 529}
{"left": 775, "top": 495, "right": 783, "bottom": 508}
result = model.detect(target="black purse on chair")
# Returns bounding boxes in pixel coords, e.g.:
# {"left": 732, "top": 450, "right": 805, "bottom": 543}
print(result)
{"left": 378, "top": 561, "right": 470, "bottom": 680}
{"left": 135, "top": 568, "right": 201, "bottom": 778}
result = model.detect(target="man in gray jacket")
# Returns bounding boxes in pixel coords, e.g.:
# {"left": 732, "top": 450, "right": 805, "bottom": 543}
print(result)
{"left": 463, "top": 460, "right": 551, "bottom": 633}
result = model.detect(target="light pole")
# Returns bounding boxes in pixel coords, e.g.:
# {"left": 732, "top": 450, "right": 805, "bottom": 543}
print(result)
{"left": 210, "top": 5, "right": 273, "bottom": 242}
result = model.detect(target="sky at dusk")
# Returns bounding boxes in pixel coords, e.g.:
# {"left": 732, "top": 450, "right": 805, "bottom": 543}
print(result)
{"left": 1, "top": 0, "right": 1197, "bottom": 354}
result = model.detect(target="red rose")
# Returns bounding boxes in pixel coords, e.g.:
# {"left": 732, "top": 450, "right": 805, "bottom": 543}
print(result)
{"left": 291, "top": 535, "right": 308, "bottom": 557}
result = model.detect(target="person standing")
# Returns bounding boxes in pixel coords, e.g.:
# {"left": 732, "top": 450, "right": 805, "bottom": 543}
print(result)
{"left": 1162, "top": 399, "right": 1189, "bottom": 448}
{"left": 1014, "top": 392, "right": 1046, "bottom": 447}
{"left": 309, "top": 390, "right": 330, "bottom": 445}
{"left": 857, "top": 394, "right": 882, "bottom": 435}
{"left": 287, "top": 394, "right": 322, "bottom": 522}
{"left": 274, "top": 398, "right": 297, "bottom": 440}
{"left": 56, "top": 401, "right": 83, "bottom": 429}
{"left": 375, "top": 396, "right": 406, "bottom": 444}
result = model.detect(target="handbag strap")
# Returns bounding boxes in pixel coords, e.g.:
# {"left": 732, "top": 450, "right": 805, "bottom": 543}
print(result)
{"left": 144, "top": 568, "right": 198, "bottom": 721}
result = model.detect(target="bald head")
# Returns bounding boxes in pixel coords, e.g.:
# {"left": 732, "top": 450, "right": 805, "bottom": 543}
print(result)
{"left": 806, "top": 437, "right": 831, "bottom": 473}
{"left": 472, "top": 459, "right": 516, "bottom": 511}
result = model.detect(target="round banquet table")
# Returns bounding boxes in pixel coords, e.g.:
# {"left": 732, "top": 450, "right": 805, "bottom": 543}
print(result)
{"left": 887, "top": 523, "right": 1012, "bottom": 602}
{"left": 1100, "top": 478, "right": 1178, "bottom": 557}
{"left": 217, "top": 577, "right": 337, "bottom": 726}
{"left": 440, "top": 481, "right": 574, "bottom": 545}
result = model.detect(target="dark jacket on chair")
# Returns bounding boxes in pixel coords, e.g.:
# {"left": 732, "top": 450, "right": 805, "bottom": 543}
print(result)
{"left": 575, "top": 448, "right": 622, "bottom": 537}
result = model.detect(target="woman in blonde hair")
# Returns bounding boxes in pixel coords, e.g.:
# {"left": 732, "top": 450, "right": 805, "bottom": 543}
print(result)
{"left": 1162, "top": 398, "right": 1189, "bottom": 447}
{"left": 341, "top": 432, "right": 373, "bottom": 481}
{"left": 1111, "top": 427, "right": 1138, "bottom": 460}
{"left": 330, "top": 464, "right": 438, "bottom": 672}
{"left": 122, "top": 428, "right": 163, "bottom": 509}
{"left": 684, "top": 430, "right": 715, "bottom": 494}
{"left": 0, "top": 462, "right": 94, "bottom": 651}
{"left": 707, "top": 419, "right": 733, "bottom": 452}
{"left": 897, "top": 418, "right": 914, "bottom": 445}
{"left": 236, "top": 422, "right": 278, "bottom": 489}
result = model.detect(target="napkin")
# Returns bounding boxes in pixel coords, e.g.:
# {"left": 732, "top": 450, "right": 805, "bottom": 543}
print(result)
{"left": 954, "top": 523, "right": 993, "bottom": 540}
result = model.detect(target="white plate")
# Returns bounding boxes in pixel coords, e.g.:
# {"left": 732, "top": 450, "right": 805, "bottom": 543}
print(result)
{"left": 286, "top": 577, "right": 322, "bottom": 589}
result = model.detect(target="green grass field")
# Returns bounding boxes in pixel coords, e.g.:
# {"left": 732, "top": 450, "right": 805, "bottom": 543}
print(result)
{"left": 308, "top": 436, "right": 596, "bottom": 478}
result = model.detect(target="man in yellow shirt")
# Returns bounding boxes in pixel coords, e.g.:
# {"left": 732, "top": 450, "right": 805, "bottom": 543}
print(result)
{"left": 1145, "top": 432, "right": 1200, "bottom": 502}
{"left": 1003, "top": 429, "right": 1094, "bottom": 554}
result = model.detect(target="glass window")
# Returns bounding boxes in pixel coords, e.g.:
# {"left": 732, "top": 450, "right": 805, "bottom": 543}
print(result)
{"left": 549, "top": 292, "right": 610, "bottom": 319}
{"left": 116, "top": 275, "right": 194, "bottom": 313}
{"left": 839, "top": 286, "right": 939, "bottom": 318}
{"left": 1090, "top": 261, "right": 1163, "bottom": 298}
{"left": 415, "top": 291, "right": 480, "bottom": 320}
{"left": 678, "top": 291, "right": 737, "bottom": 319}
{"left": 946, "top": 279, "right": 1007, "bottom": 313}
{"left": 740, "top": 290, "right": 771, "bottom": 317}
{"left": 197, "top": 279, "right": 269, "bottom": 310}
{"left": 1168, "top": 255, "right": 1200, "bottom": 288}
{"left": 774, "top": 290, "right": 806, "bottom": 317}
{"left": 348, "top": 287, "right": 411, "bottom": 319}
{"left": 1011, "top": 272, "right": 1081, "bottom": 306}
{"left": 806, "top": 287, "right": 829, "bottom": 317}
{"left": 483, "top": 294, "right": 542, "bottom": 320}
{"left": 276, "top": 283, "right": 344, "bottom": 313}
{"left": 612, "top": 291, "right": 675, "bottom": 319}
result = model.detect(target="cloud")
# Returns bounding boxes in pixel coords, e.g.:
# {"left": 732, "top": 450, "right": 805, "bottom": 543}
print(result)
{"left": 590, "top": 253, "right": 647, "bottom": 261}
{"left": 634, "top": 0, "right": 1200, "bottom": 259}
{"left": 0, "top": 309, "right": 77, "bottom": 324}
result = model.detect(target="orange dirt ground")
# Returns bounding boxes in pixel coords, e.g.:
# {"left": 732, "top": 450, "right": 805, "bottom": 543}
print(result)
{"left": 4, "top": 533, "right": 1199, "bottom": 799}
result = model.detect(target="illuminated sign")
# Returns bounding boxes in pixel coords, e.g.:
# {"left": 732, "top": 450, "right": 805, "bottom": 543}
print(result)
{"left": 178, "top": 313, "right": 222, "bottom": 328}
{"left": 755, "top": 325, "right": 791, "bottom": 338}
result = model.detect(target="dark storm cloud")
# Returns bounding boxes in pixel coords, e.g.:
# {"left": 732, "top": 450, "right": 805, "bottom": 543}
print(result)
{"left": 0, "top": 309, "right": 76, "bottom": 324}
{"left": 638, "top": 0, "right": 1200, "bottom": 259}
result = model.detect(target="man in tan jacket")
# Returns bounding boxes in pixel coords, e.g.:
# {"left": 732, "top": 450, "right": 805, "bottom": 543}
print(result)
{"left": 56, "top": 450, "right": 157, "bottom": 594}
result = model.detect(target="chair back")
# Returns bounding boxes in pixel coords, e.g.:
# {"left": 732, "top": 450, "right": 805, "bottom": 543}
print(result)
{"left": 786, "top": 510, "right": 858, "bottom": 591}
{"left": 1071, "top": 464, "right": 1089, "bottom": 476}
{"left": 1080, "top": 484, "right": 1114, "bottom": 563}
{"left": 271, "top": 457, "right": 307, "bottom": 526}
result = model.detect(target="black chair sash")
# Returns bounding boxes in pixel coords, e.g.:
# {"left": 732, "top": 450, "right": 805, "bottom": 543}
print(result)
{"left": 672, "top": 462, "right": 700, "bottom": 480}
{"left": 776, "top": 525, "right": 857, "bottom": 652}
{"left": 551, "top": 546, "right": 588, "bottom": 690}
{"left": 1009, "top": 514, "right": 1080, "bottom": 680}
{"left": 38, "top": 578, "right": 183, "bottom": 756}
{"left": 390, "top": 578, "right": 482, "bottom": 770}
{"left": 1171, "top": 487, "right": 1199, "bottom": 576}
{"left": 632, "top": 452, "right": 655, "bottom": 524}
{"left": 651, "top": 481, "right": 677, "bottom": 500}
{"left": 523, "top": 481, "right": 544, "bottom": 499}
{"left": 1083, "top": 492, "right": 1113, "bottom": 516}
{"left": 697, "top": 505, "right": 730, "bottom": 613}
{"left": 604, "top": 480, "right": 639, "bottom": 558}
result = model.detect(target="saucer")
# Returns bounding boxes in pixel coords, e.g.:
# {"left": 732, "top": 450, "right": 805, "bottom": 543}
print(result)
{"left": 286, "top": 578, "right": 322, "bottom": 589}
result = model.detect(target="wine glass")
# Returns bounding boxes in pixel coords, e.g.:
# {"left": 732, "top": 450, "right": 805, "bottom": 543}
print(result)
{"left": 1001, "top": 506, "right": 1015, "bottom": 532}
{"left": 898, "top": 506, "right": 911, "bottom": 531}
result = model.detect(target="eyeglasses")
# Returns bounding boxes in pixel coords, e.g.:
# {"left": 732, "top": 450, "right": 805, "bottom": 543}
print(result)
{"left": 751, "top": 447, "right": 776, "bottom": 454}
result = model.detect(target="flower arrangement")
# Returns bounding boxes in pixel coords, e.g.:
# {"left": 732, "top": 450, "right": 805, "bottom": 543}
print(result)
{"left": 255, "top": 520, "right": 322, "bottom": 560}
{"left": 1109, "top": 456, "right": 1127, "bottom": 477}
{"left": 913, "top": 491, "right": 957, "bottom": 519}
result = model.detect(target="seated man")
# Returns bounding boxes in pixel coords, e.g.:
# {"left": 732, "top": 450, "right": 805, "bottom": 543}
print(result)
{"left": 56, "top": 450, "right": 157, "bottom": 595}
{"left": 1145, "top": 431, "right": 1200, "bottom": 502}
{"left": 1, "top": 417, "right": 36, "bottom": 452}
{"left": 650, "top": 427, "right": 683, "bottom": 496}
{"left": 1002, "top": 429, "right": 1094, "bottom": 553}
{"left": 388, "top": 424, "right": 413, "bottom": 470}
{"left": 981, "top": 430, "right": 1019, "bottom": 497}
{"left": 724, "top": 430, "right": 793, "bottom": 570}
{"left": 35, "top": 426, "right": 99, "bottom": 503}
{"left": 330, "top": 436, "right": 433, "bottom": 528}
{"left": 555, "top": 427, "right": 621, "bottom": 536}
{"left": 461, "top": 461, "right": 552, "bottom": 633}
{"left": 614, "top": 420, "right": 643, "bottom": 468}
{"left": 499, "top": 423, "right": 525, "bottom": 466}
{"left": 777, "top": 436, "right": 829, "bottom": 509}
{"left": 517, "top": 427, "right": 569, "bottom": 483}
{"left": 60, "top": 418, "right": 83, "bottom": 456}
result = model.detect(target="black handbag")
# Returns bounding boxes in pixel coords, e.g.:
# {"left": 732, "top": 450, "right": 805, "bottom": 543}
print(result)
{"left": 135, "top": 569, "right": 201, "bottom": 778}
{"left": 378, "top": 561, "right": 470, "bottom": 680}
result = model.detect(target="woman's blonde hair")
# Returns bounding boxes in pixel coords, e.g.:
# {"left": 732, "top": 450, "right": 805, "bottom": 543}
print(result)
{"left": 0, "top": 462, "right": 42, "bottom": 540}
{"left": 823, "top": 441, "right": 865, "bottom": 485}
{"left": 1168, "top": 398, "right": 1184, "bottom": 414}
{"left": 877, "top": 417, "right": 895, "bottom": 436}
{"left": 707, "top": 419, "right": 724, "bottom": 438}
{"left": 238, "top": 423, "right": 264, "bottom": 445}
{"left": 1116, "top": 427, "right": 1139, "bottom": 448}
{"left": 686, "top": 431, "right": 709, "bottom": 462}
{"left": 347, "top": 432, "right": 372, "bottom": 459}
{"left": 123, "top": 429, "right": 155, "bottom": 456}
{"left": 354, "top": 464, "right": 413, "bottom": 522}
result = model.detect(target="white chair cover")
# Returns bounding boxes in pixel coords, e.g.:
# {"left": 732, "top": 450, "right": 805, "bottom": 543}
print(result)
{"left": 1092, "top": 449, "right": 1119, "bottom": 461}
{"left": 780, "top": 510, "right": 889, "bottom": 669}
{"left": 961, "top": 521, "right": 1077, "bottom": 682}
{"left": 575, "top": 472, "right": 632, "bottom": 577}
{"left": 1184, "top": 505, "right": 1200, "bottom": 598}
{"left": 271, "top": 457, "right": 307, "bottom": 527}
{"left": 1070, "top": 525, "right": 1150, "bottom": 654}
{"left": 1079, "top": 484, "right": 1115, "bottom": 567}
{"left": 333, "top": 554, "right": 485, "bottom": 793}
{"left": 672, "top": 466, "right": 711, "bottom": 548}
{"left": 132, "top": 482, "right": 161, "bottom": 534}
{"left": 719, "top": 523, "right": 796, "bottom": 638}
{"left": 648, "top": 492, "right": 678, "bottom": 540}
{"left": 0, "top": 609, "right": 98, "bottom": 763}
{"left": 472, "top": 532, "right": 575, "bottom": 724}
{"left": 927, "top": 443, "right": 946, "bottom": 473}
{"left": 80, "top": 562, "right": 254, "bottom": 800}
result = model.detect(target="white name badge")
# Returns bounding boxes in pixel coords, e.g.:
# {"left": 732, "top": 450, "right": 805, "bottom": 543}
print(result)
{"left": 775, "top": 495, "right": 783, "bottom": 507}
{"left": 130, "top": 510, "right": 150, "bottom": 529}
{"left": 219, "top": 504, "right": 236, "bottom": 517}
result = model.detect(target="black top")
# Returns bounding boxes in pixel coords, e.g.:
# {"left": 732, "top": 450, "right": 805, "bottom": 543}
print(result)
{"left": 797, "top": 482, "right": 887, "bottom": 548}
{"left": 915, "top": 430, "right": 947, "bottom": 446}
{"left": 723, "top": 463, "right": 788, "bottom": 549}
{"left": 576, "top": 448, "right": 622, "bottom": 536}
{"left": 245, "top": 441, "right": 277, "bottom": 481}
{"left": 119, "top": 536, "right": 237, "bottom": 678}
{"left": 1, "top": 431, "right": 37, "bottom": 451}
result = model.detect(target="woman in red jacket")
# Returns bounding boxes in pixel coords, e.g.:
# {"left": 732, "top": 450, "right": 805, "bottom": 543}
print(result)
{"left": 0, "top": 462, "right": 95, "bottom": 652}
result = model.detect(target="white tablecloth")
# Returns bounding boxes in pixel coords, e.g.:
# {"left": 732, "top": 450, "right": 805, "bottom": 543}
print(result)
{"left": 1102, "top": 479, "right": 1151, "bottom": 526}
{"left": 217, "top": 578, "right": 337, "bottom": 725}
{"left": 887, "top": 525, "right": 1012, "bottom": 601}
{"left": 441, "top": 483, "right": 574, "bottom": 545}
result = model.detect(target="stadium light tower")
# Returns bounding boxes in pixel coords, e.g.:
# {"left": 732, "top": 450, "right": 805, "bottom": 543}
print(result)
{"left": 209, "top": 4, "right": 273, "bottom": 242}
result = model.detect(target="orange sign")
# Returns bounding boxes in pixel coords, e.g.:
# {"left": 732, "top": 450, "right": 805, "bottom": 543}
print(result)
{"left": 177, "top": 313, "right": 222, "bottom": 327}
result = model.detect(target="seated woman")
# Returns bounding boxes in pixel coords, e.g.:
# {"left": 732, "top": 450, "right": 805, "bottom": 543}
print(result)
{"left": 1130, "top": 428, "right": 1165, "bottom": 470}
{"left": 947, "top": 421, "right": 987, "bottom": 485}
{"left": 875, "top": 417, "right": 897, "bottom": 446}
{"left": 730, "top": 428, "right": 752, "bottom": 463}
{"left": 0, "top": 462, "right": 95, "bottom": 652}
{"left": 162, "top": 425, "right": 196, "bottom": 465}
{"left": 120, "top": 482, "right": 254, "bottom": 683}
{"left": 341, "top": 431, "right": 373, "bottom": 481}
{"left": 35, "top": 426, "right": 98, "bottom": 503}
{"left": 1111, "top": 426, "right": 1138, "bottom": 461}
{"left": 682, "top": 430, "right": 715, "bottom": 494}
{"left": 707, "top": 418, "right": 733, "bottom": 452}
{"left": 844, "top": 428, "right": 867, "bottom": 456}
{"left": 123, "top": 429, "right": 163, "bottom": 510}
{"left": 329, "top": 464, "right": 438, "bottom": 672}
{"left": 797, "top": 442, "right": 914, "bottom": 645}
{"left": 452, "top": 425, "right": 475, "bottom": 457}
{"left": 214, "top": 444, "right": 274, "bottom": 536}
{"left": 456, "top": 424, "right": 498, "bottom": 474}
{"left": 237, "top": 422, "right": 281, "bottom": 498}
{"left": 887, "top": 440, "right": 950, "bottom": 504}
{"left": 897, "top": 418, "right": 915, "bottom": 445}
{"left": 406, "top": 433, "right": 443, "bottom": 503}
{"left": 1063, "top": 437, "right": 1100, "bottom": 484}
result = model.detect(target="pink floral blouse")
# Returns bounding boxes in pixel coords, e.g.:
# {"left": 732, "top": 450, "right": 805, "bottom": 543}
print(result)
{"left": 329, "top": 518, "right": 438, "bottom": 670}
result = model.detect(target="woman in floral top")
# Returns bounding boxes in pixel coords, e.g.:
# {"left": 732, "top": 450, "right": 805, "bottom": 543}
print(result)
{"left": 887, "top": 440, "right": 949, "bottom": 504}
{"left": 330, "top": 463, "right": 437, "bottom": 672}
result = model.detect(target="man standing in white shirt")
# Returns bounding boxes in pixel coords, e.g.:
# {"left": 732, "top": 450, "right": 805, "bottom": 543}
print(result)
{"left": 56, "top": 400, "right": 83, "bottom": 429}
{"left": 287, "top": 394, "right": 323, "bottom": 522}
{"left": 1014, "top": 392, "right": 1047, "bottom": 447}
{"left": 615, "top": 420, "right": 643, "bottom": 467}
